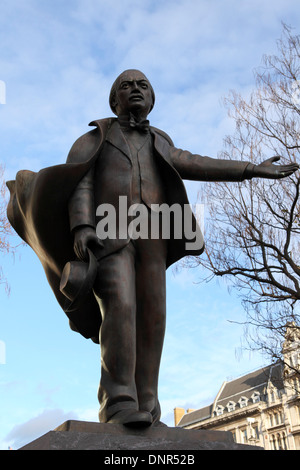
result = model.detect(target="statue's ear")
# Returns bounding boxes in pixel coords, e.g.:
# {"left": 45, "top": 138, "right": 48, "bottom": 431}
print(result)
{"left": 111, "top": 97, "right": 118, "bottom": 116}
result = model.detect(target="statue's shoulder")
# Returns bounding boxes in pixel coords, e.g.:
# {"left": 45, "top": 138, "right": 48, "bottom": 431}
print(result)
{"left": 66, "top": 118, "right": 114, "bottom": 163}
{"left": 88, "top": 117, "right": 116, "bottom": 133}
{"left": 150, "top": 126, "right": 174, "bottom": 147}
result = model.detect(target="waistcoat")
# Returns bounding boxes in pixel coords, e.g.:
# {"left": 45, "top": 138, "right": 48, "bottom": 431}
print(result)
{"left": 123, "top": 129, "right": 166, "bottom": 208}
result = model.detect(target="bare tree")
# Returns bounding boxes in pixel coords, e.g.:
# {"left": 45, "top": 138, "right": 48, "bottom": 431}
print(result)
{"left": 185, "top": 24, "right": 300, "bottom": 373}
{"left": 0, "top": 164, "right": 20, "bottom": 293}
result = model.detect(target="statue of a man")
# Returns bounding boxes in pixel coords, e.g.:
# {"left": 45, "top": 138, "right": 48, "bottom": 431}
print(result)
{"left": 7, "top": 69, "right": 299, "bottom": 427}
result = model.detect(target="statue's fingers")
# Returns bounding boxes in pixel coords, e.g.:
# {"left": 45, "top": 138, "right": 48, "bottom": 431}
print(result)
{"left": 75, "top": 241, "right": 86, "bottom": 261}
{"left": 281, "top": 163, "right": 299, "bottom": 172}
{"left": 74, "top": 245, "right": 80, "bottom": 259}
{"left": 269, "top": 156, "right": 281, "bottom": 164}
{"left": 280, "top": 169, "right": 295, "bottom": 177}
{"left": 259, "top": 156, "right": 280, "bottom": 166}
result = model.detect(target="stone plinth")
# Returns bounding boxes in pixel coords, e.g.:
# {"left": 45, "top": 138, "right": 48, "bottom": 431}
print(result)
{"left": 18, "top": 420, "right": 263, "bottom": 451}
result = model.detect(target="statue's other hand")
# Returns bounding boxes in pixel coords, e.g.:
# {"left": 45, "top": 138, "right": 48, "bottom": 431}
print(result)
{"left": 254, "top": 156, "right": 299, "bottom": 179}
{"left": 73, "top": 226, "right": 103, "bottom": 261}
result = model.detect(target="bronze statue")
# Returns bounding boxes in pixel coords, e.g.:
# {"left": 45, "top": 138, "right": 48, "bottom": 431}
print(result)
{"left": 6, "top": 70, "right": 299, "bottom": 427}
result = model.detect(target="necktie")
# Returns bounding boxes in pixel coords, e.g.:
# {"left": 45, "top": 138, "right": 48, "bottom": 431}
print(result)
{"left": 119, "top": 113, "right": 150, "bottom": 133}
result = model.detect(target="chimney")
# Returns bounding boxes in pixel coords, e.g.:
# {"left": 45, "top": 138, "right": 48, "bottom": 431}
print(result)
{"left": 174, "top": 407, "right": 185, "bottom": 426}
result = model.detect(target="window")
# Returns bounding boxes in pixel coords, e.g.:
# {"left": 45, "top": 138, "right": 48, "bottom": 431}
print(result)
{"left": 271, "top": 432, "right": 288, "bottom": 450}
{"left": 252, "top": 391, "right": 260, "bottom": 403}
{"left": 292, "top": 377, "right": 299, "bottom": 394}
{"left": 271, "top": 434, "right": 276, "bottom": 450}
{"left": 239, "top": 397, "right": 248, "bottom": 408}
{"left": 276, "top": 433, "right": 288, "bottom": 450}
{"left": 215, "top": 405, "right": 224, "bottom": 416}
{"left": 253, "top": 425, "right": 260, "bottom": 440}
{"left": 282, "top": 433, "right": 288, "bottom": 450}
{"left": 241, "top": 428, "right": 248, "bottom": 443}
{"left": 270, "top": 411, "right": 284, "bottom": 427}
{"left": 227, "top": 401, "right": 236, "bottom": 412}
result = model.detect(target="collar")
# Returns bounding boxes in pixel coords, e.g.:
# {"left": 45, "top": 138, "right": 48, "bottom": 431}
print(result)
{"left": 118, "top": 113, "right": 150, "bottom": 133}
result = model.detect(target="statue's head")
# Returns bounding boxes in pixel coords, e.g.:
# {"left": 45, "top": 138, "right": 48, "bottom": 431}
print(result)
{"left": 109, "top": 69, "right": 155, "bottom": 117}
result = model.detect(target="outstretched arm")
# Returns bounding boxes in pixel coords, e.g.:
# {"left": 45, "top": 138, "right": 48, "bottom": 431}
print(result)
{"left": 170, "top": 147, "right": 299, "bottom": 182}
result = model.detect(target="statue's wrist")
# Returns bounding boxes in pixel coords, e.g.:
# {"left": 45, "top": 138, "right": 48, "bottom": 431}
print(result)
{"left": 244, "top": 163, "right": 256, "bottom": 179}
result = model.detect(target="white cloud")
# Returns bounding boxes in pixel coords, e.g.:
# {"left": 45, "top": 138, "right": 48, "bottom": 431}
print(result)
{"left": 3, "top": 408, "right": 78, "bottom": 450}
{"left": 1, "top": 0, "right": 298, "bottom": 174}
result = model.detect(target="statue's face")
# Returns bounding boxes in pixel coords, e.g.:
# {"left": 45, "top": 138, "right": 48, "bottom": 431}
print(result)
{"left": 113, "top": 70, "right": 153, "bottom": 117}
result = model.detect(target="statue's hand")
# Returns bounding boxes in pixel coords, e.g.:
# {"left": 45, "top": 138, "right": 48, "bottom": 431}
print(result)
{"left": 253, "top": 156, "right": 299, "bottom": 179}
{"left": 73, "top": 226, "right": 103, "bottom": 261}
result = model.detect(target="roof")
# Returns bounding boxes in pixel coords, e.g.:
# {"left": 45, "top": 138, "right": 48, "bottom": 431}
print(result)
{"left": 177, "top": 404, "right": 213, "bottom": 427}
{"left": 178, "top": 362, "right": 284, "bottom": 427}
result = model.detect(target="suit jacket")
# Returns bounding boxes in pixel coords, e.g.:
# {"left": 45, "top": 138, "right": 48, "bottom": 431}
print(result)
{"left": 6, "top": 117, "right": 251, "bottom": 341}
{"left": 67, "top": 118, "right": 251, "bottom": 267}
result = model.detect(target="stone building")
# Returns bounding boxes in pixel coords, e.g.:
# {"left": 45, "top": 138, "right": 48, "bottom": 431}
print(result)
{"left": 174, "top": 323, "right": 300, "bottom": 450}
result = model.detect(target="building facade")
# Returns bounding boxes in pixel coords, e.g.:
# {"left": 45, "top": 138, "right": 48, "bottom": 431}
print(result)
{"left": 174, "top": 324, "right": 300, "bottom": 450}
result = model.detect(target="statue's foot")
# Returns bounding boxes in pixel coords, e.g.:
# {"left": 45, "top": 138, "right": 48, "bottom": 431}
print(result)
{"left": 107, "top": 409, "right": 153, "bottom": 428}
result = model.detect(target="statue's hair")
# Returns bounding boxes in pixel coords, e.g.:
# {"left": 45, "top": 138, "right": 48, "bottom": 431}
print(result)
{"left": 109, "top": 69, "right": 155, "bottom": 115}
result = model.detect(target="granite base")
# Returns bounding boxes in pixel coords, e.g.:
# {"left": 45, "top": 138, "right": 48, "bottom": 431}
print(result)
{"left": 19, "top": 419, "right": 263, "bottom": 451}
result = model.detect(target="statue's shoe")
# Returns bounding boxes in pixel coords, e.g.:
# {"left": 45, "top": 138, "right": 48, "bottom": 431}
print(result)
{"left": 107, "top": 409, "right": 153, "bottom": 428}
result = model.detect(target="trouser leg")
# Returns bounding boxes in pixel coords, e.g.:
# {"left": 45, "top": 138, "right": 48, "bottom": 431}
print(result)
{"left": 134, "top": 236, "right": 167, "bottom": 422}
{"left": 93, "top": 242, "right": 138, "bottom": 422}
{"left": 93, "top": 237, "right": 167, "bottom": 424}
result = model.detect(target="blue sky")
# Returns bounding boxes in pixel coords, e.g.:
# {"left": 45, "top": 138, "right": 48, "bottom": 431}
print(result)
{"left": 1, "top": 0, "right": 300, "bottom": 449}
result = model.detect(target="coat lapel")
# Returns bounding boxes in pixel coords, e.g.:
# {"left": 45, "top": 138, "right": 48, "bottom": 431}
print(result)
{"left": 151, "top": 128, "right": 172, "bottom": 165}
{"left": 89, "top": 119, "right": 172, "bottom": 165}
{"left": 105, "top": 120, "right": 132, "bottom": 162}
